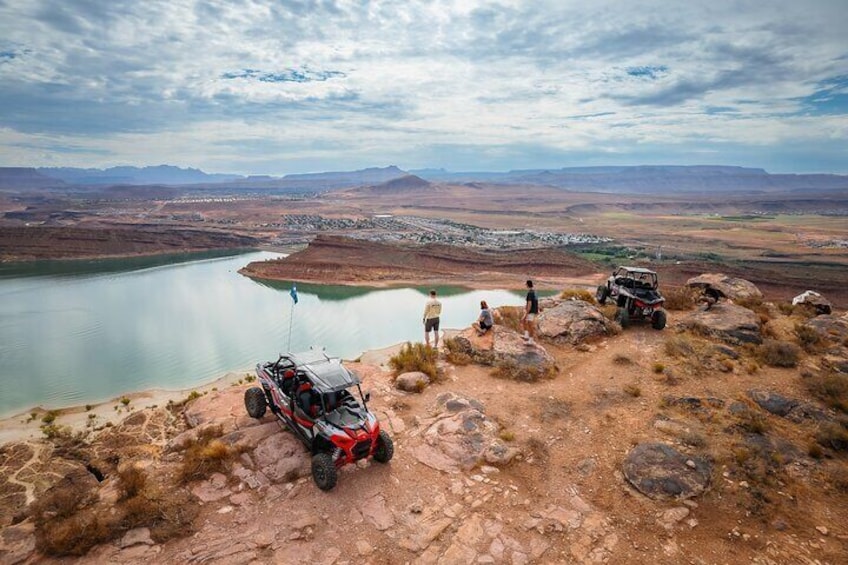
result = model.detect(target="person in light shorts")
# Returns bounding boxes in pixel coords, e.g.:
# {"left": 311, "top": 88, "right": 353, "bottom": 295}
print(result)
{"left": 522, "top": 280, "right": 539, "bottom": 345}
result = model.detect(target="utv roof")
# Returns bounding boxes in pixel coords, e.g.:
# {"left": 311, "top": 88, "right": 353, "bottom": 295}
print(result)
{"left": 615, "top": 266, "right": 657, "bottom": 274}
{"left": 288, "top": 349, "right": 360, "bottom": 392}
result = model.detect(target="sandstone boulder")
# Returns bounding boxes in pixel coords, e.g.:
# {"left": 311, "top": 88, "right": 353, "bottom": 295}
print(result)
{"left": 623, "top": 443, "right": 712, "bottom": 500}
{"left": 537, "top": 299, "right": 616, "bottom": 344}
{"left": 747, "top": 390, "right": 831, "bottom": 423}
{"left": 408, "top": 392, "right": 520, "bottom": 472}
{"left": 687, "top": 273, "right": 763, "bottom": 301}
{"left": 251, "top": 432, "right": 310, "bottom": 483}
{"left": 449, "top": 327, "right": 556, "bottom": 380}
{"left": 801, "top": 314, "right": 848, "bottom": 373}
{"left": 395, "top": 371, "right": 430, "bottom": 393}
{"left": 792, "top": 290, "right": 832, "bottom": 315}
{"left": 675, "top": 302, "right": 762, "bottom": 345}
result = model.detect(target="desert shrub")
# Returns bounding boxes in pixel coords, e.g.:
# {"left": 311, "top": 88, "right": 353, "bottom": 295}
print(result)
{"left": 808, "top": 442, "right": 824, "bottom": 459}
{"left": 756, "top": 340, "right": 801, "bottom": 368}
{"left": 36, "top": 511, "right": 115, "bottom": 556}
{"left": 186, "top": 390, "right": 202, "bottom": 402}
{"left": 664, "top": 334, "right": 697, "bottom": 358}
{"left": 777, "top": 301, "right": 796, "bottom": 316}
{"left": 829, "top": 466, "right": 848, "bottom": 493}
{"left": 736, "top": 409, "right": 770, "bottom": 435}
{"left": 41, "top": 410, "right": 58, "bottom": 424}
{"left": 389, "top": 342, "right": 439, "bottom": 381}
{"left": 663, "top": 286, "right": 698, "bottom": 310}
{"left": 736, "top": 296, "right": 769, "bottom": 321}
{"left": 598, "top": 304, "right": 618, "bottom": 321}
{"left": 652, "top": 362, "right": 666, "bottom": 373}
{"left": 491, "top": 360, "right": 556, "bottom": 383}
{"left": 525, "top": 437, "right": 549, "bottom": 463}
{"left": 613, "top": 354, "right": 633, "bottom": 365}
{"left": 499, "top": 430, "right": 515, "bottom": 442}
{"left": 30, "top": 471, "right": 114, "bottom": 556}
{"left": 496, "top": 306, "right": 524, "bottom": 332}
{"left": 443, "top": 337, "right": 472, "bottom": 365}
{"left": 682, "top": 432, "right": 707, "bottom": 448}
{"left": 179, "top": 437, "right": 236, "bottom": 484}
{"left": 560, "top": 288, "right": 596, "bottom": 303}
{"left": 120, "top": 396, "right": 131, "bottom": 406}
{"left": 537, "top": 397, "right": 571, "bottom": 422}
{"left": 120, "top": 487, "right": 198, "bottom": 542}
{"left": 117, "top": 465, "right": 148, "bottom": 501}
{"left": 623, "top": 383, "right": 641, "bottom": 397}
{"left": 815, "top": 421, "right": 848, "bottom": 452}
{"left": 806, "top": 371, "right": 848, "bottom": 413}
{"left": 795, "top": 323, "right": 823, "bottom": 352}
{"left": 613, "top": 354, "right": 633, "bottom": 366}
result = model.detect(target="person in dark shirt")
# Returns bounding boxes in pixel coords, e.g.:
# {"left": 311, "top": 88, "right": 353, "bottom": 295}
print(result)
{"left": 522, "top": 280, "right": 538, "bottom": 345}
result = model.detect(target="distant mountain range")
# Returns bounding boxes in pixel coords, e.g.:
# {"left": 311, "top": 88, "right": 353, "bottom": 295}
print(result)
{"left": 409, "top": 166, "right": 848, "bottom": 193}
{"left": 37, "top": 165, "right": 243, "bottom": 186}
{"left": 0, "top": 164, "right": 845, "bottom": 194}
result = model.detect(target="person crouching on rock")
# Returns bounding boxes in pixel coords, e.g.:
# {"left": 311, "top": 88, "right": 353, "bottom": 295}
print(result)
{"left": 423, "top": 289, "right": 442, "bottom": 348}
{"left": 473, "top": 300, "right": 494, "bottom": 336}
{"left": 522, "top": 280, "right": 538, "bottom": 345}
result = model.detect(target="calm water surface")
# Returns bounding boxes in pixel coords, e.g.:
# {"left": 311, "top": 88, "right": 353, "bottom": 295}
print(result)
{"left": 0, "top": 251, "right": 527, "bottom": 416}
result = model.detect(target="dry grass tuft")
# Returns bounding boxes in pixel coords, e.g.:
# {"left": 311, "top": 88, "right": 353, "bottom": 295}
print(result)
{"left": 179, "top": 437, "right": 236, "bottom": 484}
{"left": 663, "top": 286, "right": 699, "bottom": 310}
{"left": 491, "top": 360, "right": 557, "bottom": 383}
{"left": 652, "top": 362, "right": 666, "bottom": 373}
{"left": 537, "top": 397, "right": 571, "bottom": 422}
{"left": 623, "top": 383, "right": 642, "bottom": 397}
{"left": 443, "top": 337, "right": 473, "bottom": 366}
{"left": 735, "top": 409, "right": 771, "bottom": 435}
{"left": 755, "top": 339, "right": 801, "bottom": 368}
{"left": 795, "top": 323, "right": 823, "bottom": 353}
{"left": 664, "top": 334, "right": 697, "bottom": 358}
{"left": 806, "top": 371, "right": 848, "bottom": 413}
{"left": 613, "top": 353, "right": 633, "bottom": 365}
{"left": 117, "top": 465, "right": 148, "bottom": 501}
{"left": 560, "top": 288, "right": 596, "bottom": 303}
{"left": 815, "top": 421, "right": 848, "bottom": 452}
{"left": 495, "top": 306, "right": 524, "bottom": 332}
{"left": 389, "top": 342, "right": 439, "bottom": 381}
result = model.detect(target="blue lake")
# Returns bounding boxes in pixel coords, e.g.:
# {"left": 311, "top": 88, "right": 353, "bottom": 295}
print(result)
{"left": 0, "top": 251, "right": 528, "bottom": 417}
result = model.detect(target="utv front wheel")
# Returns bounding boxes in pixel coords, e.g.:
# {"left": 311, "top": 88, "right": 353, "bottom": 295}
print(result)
{"left": 651, "top": 310, "right": 667, "bottom": 330}
{"left": 373, "top": 430, "right": 394, "bottom": 463}
{"left": 596, "top": 285, "right": 609, "bottom": 305}
{"left": 312, "top": 453, "right": 338, "bottom": 491}
{"left": 244, "top": 387, "right": 267, "bottom": 419}
{"left": 614, "top": 307, "right": 630, "bottom": 329}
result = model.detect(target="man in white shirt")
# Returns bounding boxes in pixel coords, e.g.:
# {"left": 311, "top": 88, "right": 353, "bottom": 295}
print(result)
{"left": 423, "top": 289, "right": 442, "bottom": 348}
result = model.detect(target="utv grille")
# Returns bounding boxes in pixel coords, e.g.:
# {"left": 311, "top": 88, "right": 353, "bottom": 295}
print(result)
{"left": 352, "top": 439, "right": 372, "bottom": 459}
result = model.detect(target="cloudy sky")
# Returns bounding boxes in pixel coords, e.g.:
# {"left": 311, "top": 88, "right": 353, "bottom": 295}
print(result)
{"left": 1, "top": 0, "right": 846, "bottom": 175}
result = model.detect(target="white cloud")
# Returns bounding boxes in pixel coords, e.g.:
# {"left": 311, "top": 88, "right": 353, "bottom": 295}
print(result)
{"left": 0, "top": 0, "right": 846, "bottom": 173}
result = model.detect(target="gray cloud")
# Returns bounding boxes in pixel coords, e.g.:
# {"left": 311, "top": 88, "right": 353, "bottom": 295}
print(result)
{"left": 0, "top": 0, "right": 846, "bottom": 173}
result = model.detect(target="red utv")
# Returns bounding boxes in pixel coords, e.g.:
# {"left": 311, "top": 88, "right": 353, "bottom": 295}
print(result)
{"left": 244, "top": 349, "right": 393, "bottom": 490}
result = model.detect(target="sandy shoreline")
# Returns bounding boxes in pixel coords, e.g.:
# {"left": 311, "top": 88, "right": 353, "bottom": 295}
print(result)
{"left": 0, "top": 367, "right": 255, "bottom": 445}
{"left": 0, "top": 340, "right": 437, "bottom": 446}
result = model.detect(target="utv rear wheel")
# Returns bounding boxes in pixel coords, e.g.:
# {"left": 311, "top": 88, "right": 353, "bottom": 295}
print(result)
{"left": 651, "top": 310, "right": 667, "bottom": 330}
{"left": 614, "top": 307, "right": 630, "bottom": 329}
{"left": 373, "top": 430, "right": 394, "bottom": 463}
{"left": 244, "top": 387, "right": 267, "bottom": 419}
{"left": 312, "top": 453, "right": 337, "bottom": 491}
{"left": 596, "top": 285, "right": 609, "bottom": 305}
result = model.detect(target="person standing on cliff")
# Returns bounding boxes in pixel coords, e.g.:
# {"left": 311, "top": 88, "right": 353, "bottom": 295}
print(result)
{"left": 522, "top": 279, "right": 539, "bottom": 345}
{"left": 423, "top": 289, "right": 442, "bottom": 348}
